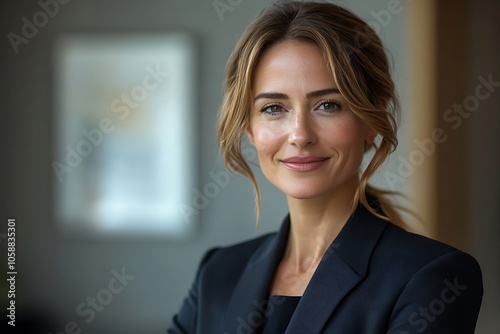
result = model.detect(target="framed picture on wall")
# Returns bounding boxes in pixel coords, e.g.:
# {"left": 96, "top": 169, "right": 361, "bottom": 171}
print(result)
{"left": 52, "top": 33, "right": 197, "bottom": 238}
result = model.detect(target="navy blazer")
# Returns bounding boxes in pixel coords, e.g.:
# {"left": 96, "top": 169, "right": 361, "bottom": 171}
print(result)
{"left": 168, "top": 204, "right": 483, "bottom": 333}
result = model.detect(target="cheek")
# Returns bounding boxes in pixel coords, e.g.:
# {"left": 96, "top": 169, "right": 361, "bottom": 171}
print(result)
{"left": 321, "top": 119, "right": 366, "bottom": 153}
{"left": 251, "top": 123, "right": 285, "bottom": 157}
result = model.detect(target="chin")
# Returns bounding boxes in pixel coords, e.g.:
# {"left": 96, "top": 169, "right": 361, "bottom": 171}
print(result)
{"left": 272, "top": 172, "right": 360, "bottom": 201}
{"left": 278, "top": 183, "right": 331, "bottom": 200}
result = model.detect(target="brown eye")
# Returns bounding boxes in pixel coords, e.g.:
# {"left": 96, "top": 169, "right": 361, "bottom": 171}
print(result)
{"left": 317, "top": 100, "right": 342, "bottom": 112}
{"left": 261, "top": 104, "right": 286, "bottom": 115}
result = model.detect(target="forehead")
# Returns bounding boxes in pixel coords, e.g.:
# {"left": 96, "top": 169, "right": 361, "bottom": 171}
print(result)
{"left": 252, "top": 41, "right": 336, "bottom": 94}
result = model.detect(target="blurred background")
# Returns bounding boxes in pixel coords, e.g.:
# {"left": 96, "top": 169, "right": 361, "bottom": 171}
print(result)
{"left": 1, "top": 0, "right": 498, "bottom": 333}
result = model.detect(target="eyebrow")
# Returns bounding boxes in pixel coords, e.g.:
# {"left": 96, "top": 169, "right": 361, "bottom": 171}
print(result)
{"left": 253, "top": 88, "right": 340, "bottom": 103}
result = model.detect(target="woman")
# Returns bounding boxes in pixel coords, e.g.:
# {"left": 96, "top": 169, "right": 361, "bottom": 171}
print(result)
{"left": 168, "top": 2, "right": 483, "bottom": 333}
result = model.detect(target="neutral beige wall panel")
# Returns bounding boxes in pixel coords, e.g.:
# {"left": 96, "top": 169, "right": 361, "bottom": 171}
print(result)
{"left": 408, "top": 0, "right": 438, "bottom": 237}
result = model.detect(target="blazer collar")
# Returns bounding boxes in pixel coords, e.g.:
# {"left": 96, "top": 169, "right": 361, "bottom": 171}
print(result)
{"left": 223, "top": 203, "right": 389, "bottom": 333}
{"left": 287, "top": 202, "right": 389, "bottom": 333}
{"left": 223, "top": 220, "right": 290, "bottom": 333}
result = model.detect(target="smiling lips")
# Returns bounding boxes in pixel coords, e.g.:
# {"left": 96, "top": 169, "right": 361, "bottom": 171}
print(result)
{"left": 280, "top": 156, "right": 330, "bottom": 172}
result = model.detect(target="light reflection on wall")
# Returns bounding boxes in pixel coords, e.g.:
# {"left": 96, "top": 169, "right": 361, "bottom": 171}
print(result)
{"left": 53, "top": 34, "right": 196, "bottom": 238}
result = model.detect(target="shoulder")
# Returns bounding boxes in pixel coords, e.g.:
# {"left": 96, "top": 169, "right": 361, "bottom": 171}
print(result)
{"left": 379, "top": 225, "right": 483, "bottom": 332}
{"left": 208, "top": 231, "right": 276, "bottom": 261}
{"left": 376, "top": 222, "right": 481, "bottom": 274}
{"left": 196, "top": 232, "right": 277, "bottom": 279}
{"left": 368, "top": 221, "right": 483, "bottom": 307}
{"left": 381, "top": 225, "right": 481, "bottom": 303}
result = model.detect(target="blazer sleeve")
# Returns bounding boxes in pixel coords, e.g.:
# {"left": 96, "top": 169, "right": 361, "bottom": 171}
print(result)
{"left": 387, "top": 250, "right": 483, "bottom": 333}
{"left": 167, "top": 247, "right": 219, "bottom": 334}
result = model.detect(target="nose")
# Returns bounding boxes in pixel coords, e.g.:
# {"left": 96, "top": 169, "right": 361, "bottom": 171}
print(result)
{"left": 288, "top": 112, "right": 317, "bottom": 148}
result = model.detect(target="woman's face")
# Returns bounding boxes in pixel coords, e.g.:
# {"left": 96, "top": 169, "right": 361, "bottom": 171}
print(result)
{"left": 247, "top": 41, "right": 374, "bottom": 200}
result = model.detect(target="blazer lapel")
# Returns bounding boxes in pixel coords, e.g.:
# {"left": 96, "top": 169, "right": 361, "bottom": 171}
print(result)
{"left": 286, "top": 205, "right": 389, "bottom": 333}
{"left": 223, "top": 220, "right": 290, "bottom": 334}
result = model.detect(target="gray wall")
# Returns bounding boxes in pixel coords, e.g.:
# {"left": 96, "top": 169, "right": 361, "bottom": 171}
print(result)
{"left": 1, "top": 0, "right": 497, "bottom": 333}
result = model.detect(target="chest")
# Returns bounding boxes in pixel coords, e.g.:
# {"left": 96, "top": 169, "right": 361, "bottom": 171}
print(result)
{"left": 269, "top": 259, "right": 320, "bottom": 296}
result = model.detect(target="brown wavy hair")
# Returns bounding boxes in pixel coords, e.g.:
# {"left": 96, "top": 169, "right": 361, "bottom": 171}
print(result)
{"left": 217, "top": 1, "right": 407, "bottom": 228}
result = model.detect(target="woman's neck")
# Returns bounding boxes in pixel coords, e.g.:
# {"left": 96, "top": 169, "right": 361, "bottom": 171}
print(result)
{"left": 284, "top": 179, "right": 358, "bottom": 272}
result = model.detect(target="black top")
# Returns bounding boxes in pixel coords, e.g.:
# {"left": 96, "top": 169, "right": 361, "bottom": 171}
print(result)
{"left": 260, "top": 295, "right": 301, "bottom": 334}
